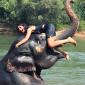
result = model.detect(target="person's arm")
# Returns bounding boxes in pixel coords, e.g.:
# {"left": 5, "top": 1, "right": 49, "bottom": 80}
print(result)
{"left": 16, "top": 26, "right": 35, "bottom": 47}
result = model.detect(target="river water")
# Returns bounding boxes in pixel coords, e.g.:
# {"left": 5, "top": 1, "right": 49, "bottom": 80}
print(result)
{"left": 0, "top": 50, "right": 85, "bottom": 85}
{"left": 42, "top": 52, "right": 85, "bottom": 85}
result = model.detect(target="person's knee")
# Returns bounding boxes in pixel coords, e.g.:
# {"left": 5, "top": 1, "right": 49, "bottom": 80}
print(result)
{"left": 48, "top": 42, "right": 54, "bottom": 48}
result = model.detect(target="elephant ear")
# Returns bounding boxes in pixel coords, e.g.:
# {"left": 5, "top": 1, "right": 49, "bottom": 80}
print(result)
{"left": 55, "top": 0, "right": 79, "bottom": 40}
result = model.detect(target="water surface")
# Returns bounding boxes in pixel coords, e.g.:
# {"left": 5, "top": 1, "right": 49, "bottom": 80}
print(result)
{"left": 0, "top": 50, "right": 85, "bottom": 85}
{"left": 42, "top": 52, "right": 85, "bottom": 85}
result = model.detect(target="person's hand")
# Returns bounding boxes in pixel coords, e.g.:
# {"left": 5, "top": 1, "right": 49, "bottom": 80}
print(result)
{"left": 16, "top": 44, "right": 19, "bottom": 48}
{"left": 64, "top": 52, "right": 70, "bottom": 60}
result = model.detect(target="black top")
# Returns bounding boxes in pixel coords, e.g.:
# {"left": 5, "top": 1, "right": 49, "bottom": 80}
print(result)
{"left": 34, "top": 24, "right": 44, "bottom": 34}
{"left": 34, "top": 24, "right": 56, "bottom": 38}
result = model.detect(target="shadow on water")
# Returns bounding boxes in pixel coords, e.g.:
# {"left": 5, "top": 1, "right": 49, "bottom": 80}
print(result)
{"left": 0, "top": 50, "right": 85, "bottom": 85}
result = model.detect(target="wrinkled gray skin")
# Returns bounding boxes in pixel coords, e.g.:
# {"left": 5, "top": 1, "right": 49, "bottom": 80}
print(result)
{"left": 0, "top": 0, "right": 79, "bottom": 85}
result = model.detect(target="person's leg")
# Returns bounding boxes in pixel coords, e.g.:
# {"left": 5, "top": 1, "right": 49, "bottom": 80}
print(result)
{"left": 56, "top": 48, "right": 69, "bottom": 60}
{"left": 44, "top": 23, "right": 76, "bottom": 48}
{"left": 47, "top": 36, "right": 76, "bottom": 48}
{"left": 64, "top": 52, "right": 69, "bottom": 60}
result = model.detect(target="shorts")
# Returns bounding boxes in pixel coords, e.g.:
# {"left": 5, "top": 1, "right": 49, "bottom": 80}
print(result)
{"left": 44, "top": 24, "right": 56, "bottom": 38}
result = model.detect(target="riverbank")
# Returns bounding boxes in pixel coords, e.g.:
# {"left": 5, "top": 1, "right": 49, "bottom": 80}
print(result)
{"left": 74, "top": 31, "right": 85, "bottom": 39}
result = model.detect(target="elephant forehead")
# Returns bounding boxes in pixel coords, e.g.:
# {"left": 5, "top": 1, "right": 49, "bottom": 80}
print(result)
{"left": 16, "top": 44, "right": 31, "bottom": 53}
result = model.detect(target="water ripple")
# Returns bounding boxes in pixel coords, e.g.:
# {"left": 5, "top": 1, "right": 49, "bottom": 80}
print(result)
{"left": 42, "top": 52, "right": 85, "bottom": 85}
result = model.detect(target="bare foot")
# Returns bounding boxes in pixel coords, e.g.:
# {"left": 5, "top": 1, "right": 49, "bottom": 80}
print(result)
{"left": 68, "top": 37, "right": 77, "bottom": 46}
{"left": 64, "top": 52, "right": 69, "bottom": 60}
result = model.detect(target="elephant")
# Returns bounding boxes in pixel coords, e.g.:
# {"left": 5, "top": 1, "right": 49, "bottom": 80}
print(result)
{"left": 0, "top": 0, "right": 79, "bottom": 85}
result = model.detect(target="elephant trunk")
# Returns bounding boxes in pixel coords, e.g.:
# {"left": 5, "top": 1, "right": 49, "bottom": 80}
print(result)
{"left": 57, "top": 0, "right": 79, "bottom": 39}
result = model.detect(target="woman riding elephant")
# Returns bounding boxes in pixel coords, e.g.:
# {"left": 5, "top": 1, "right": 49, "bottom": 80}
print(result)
{"left": 6, "top": 22, "right": 76, "bottom": 80}
{"left": 16, "top": 23, "right": 76, "bottom": 57}
{"left": 16, "top": 23, "right": 76, "bottom": 50}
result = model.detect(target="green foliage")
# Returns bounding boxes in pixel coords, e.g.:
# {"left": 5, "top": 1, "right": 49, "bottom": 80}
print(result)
{"left": 0, "top": 0, "right": 85, "bottom": 31}
{"left": 79, "top": 2, "right": 85, "bottom": 20}
{"left": 0, "top": 0, "right": 64, "bottom": 25}
{"left": 79, "top": 21, "right": 85, "bottom": 31}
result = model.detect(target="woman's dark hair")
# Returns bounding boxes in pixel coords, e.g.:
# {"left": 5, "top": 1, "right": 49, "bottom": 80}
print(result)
{"left": 17, "top": 23, "right": 28, "bottom": 35}
{"left": 18, "top": 23, "right": 28, "bottom": 33}
{"left": 18, "top": 23, "right": 28, "bottom": 30}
